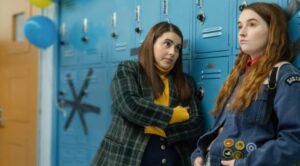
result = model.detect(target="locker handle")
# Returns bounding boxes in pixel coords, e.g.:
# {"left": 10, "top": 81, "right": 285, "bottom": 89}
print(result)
{"left": 81, "top": 18, "right": 89, "bottom": 43}
{"left": 196, "top": 86, "right": 204, "bottom": 100}
{"left": 60, "top": 23, "right": 67, "bottom": 46}
{"left": 163, "top": 0, "right": 169, "bottom": 16}
{"left": 135, "top": 5, "right": 141, "bottom": 22}
{"left": 111, "top": 12, "right": 118, "bottom": 38}
{"left": 196, "top": 0, "right": 203, "bottom": 7}
{"left": 57, "top": 99, "right": 67, "bottom": 117}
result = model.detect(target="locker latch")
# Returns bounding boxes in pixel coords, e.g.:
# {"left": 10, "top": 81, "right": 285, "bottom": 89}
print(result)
{"left": 239, "top": 1, "right": 248, "bottom": 11}
{"left": 196, "top": 86, "right": 205, "bottom": 100}
{"left": 197, "top": 11, "right": 206, "bottom": 24}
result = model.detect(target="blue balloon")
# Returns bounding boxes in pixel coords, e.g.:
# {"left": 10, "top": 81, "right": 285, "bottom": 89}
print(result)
{"left": 24, "top": 16, "right": 57, "bottom": 49}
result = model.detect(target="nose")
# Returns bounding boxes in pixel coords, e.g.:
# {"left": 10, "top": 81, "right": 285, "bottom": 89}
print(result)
{"left": 239, "top": 26, "right": 247, "bottom": 38}
{"left": 168, "top": 46, "right": 177, "bottom": 56}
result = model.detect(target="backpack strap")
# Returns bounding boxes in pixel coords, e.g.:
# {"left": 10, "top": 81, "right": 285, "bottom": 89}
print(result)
{"left": 264, "top": 61, "right": 290, "bottom": 130}
{"left": 266, "top": 67, "right": 278, "bottom": 123}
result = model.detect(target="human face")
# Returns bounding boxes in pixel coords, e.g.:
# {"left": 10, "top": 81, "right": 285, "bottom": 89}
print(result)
{"left": 238, "top": 9, "right": 269, "bottom": 58}
{"left": 153, "top": 32, "right": 182, "bottom": 71}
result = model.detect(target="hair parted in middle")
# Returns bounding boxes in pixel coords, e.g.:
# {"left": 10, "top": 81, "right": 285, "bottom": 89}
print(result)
{"left": 138, "top": 21, "right": 192, "bottom": 101}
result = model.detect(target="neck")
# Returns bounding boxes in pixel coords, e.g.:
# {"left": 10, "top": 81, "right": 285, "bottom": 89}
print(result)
{"left": 249, "top": 55, "right": 260, "bottom": 60}
{"left": 155, "top": 64, "right": 171, "bottom": 76}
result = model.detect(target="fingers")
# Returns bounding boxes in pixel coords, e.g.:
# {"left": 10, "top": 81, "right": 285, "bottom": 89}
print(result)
{"left": 194, "top": 157, "right": 204, "bottom": 166}
{"left": 221, "top": 159, "right": 235, "bottom": 166}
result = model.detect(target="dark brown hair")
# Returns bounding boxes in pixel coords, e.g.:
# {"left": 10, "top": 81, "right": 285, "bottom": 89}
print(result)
{"left": 138, "top": 21, "right": 191, "bottom": 100}
{"left": 212, "top": 3, "right": 295, "bottom": 115}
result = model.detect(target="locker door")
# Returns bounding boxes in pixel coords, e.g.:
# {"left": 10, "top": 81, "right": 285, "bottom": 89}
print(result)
{"left": 183, "top": 59, "right": 190, "bottom": 74}
{"left": 59, "top": 1, "right": 79, "bottom": 66}
{"left": 194, "top": 0, "right": 231, "bottom": 55}
{"left": 289, "top": 11, "right": 300, "bottom": 69}
{"left": 234, "top": 0, "right": 279, "bottom": 50}
{"left": 57, "top": 67, "right": 112, "bottom": 166}
{"left": 191, "top": 57, "right": 229, "bottom": 129}
{"left": 161, "top": 0, "right": 193, "bottom": 56}
{"left": 111, "top": 0, "right": 135, "bottom": 62}
{"left": 76, "top": 1, "right": 113, "bottom": 65}
{"left": 133, "top": 0, "right": 161, "bottom": 50}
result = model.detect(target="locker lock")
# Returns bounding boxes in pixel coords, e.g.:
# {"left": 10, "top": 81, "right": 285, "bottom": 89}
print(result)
{"left": 239, "top": 1, "right": 248, "bottom": 11}
{"left": 81, "top": 36, "right": 89, "bottom": 43}
{"left": 135, "top": 27, "right": 142, "bottom": 34}
{"left": 111, "top": 32, "right": 117, "bottom": 38}
{"left": 60, "top": 41, "right": 66, "bottom": 46}
{"left": 197, "top": 11, "right": 206, "bottom": 23}
{"left": 196, "top": 86, "right": 204, "bottom": 100}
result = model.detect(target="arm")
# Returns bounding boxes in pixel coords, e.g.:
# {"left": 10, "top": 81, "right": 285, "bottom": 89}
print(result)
{"left": 165, "top": 75, "right": 205, "bottom": 143}
{"left": 110, "top": 61, "right": 173, "bottom": 129}
{"left": 235, "top": 69, "right": 300, "bottom": 166}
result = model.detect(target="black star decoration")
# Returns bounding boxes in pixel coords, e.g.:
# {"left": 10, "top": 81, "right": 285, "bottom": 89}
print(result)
{"left": 58, "top": 68, "right": 100, "bottom": 135}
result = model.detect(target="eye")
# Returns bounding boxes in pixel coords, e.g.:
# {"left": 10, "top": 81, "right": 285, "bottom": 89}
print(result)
{"left": 238, "top": 25, "right": 242, "bottom": 29}
{"left": 163, "top": 40, "right": 172, "bottom": 47}
{"left": 249, "top": 21, "right": 257, "bottom": 27}
{"left": 175, "top": 45, "right": 182, "bottom": 51}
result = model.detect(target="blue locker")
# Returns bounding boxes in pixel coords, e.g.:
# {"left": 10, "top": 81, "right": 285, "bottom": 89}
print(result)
{"left": 161, "top": 0, "right": 193, "bottom": 56}
{"left": 183, "top": 59, "right": 190, "bottom": 73}
{"left": 289, "top": 11, "right": 300, "bottom": 69}
{"left": 191, "top": 57, "right": 229, "bottom": 129}
{"left": 110, "top": 0, "right": 135, "bottom": 62}
{"left": 57, "top": 67, "right": 113, "bottom": 166}
{"left": 133, "top": 0, "right": 161, "bottom": 49}
{"left": 76, "top": 1, "right": 113, "bottom": 65}
{"left": 194, "top": 0, "right": 231, "bottom": 55}
{"left": 59, "top": 1, "right": 80, "bottom": 66}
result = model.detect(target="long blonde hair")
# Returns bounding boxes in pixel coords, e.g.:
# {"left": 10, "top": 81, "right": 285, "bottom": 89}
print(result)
{"left": 212, "top": 3, "right": 295, "bottom": 115}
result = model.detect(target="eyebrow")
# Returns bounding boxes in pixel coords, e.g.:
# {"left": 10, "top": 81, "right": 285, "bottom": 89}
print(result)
{"left": 238, "top": 18, "right": 258, "bottom": 24}
{"left": 164, "top": 38, "right": 182, "bottom": 47}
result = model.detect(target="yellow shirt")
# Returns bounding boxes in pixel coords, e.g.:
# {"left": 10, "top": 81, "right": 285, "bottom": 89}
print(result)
{"left": 144, "top": 65, "right": 189, "bottom": 137}
{"left": 144, "top": 74, "right": 169, "bottom": 137}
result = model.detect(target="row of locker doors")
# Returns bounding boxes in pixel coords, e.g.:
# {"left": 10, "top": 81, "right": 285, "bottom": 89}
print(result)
{"left": 59, "top": 0, "right": 284, "bottom": 66}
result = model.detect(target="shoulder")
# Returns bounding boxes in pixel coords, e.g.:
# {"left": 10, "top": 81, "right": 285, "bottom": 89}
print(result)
{"left": 116, "top": 60, "right": 140, "bottom": 73}
{"left": 183, "top": 72, "right": 194, "bottom": 80}
{"left": 278, "top": 64, "right": 300, "bottom": 86}
{"left": 183, "top": 72, "right": 194, "bottom": 81}
{"left": 118, "top": 60, "right": 139, "bottom": 69}
{"left": 182, "top": 72, "right": 197, "bottom": 88}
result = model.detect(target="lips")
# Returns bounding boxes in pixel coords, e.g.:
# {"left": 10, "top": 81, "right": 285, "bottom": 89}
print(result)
{"left": 163, "top": 58, "right": 173, "bottom": 64}
{"left": 239, "top": 40, "right": 247, "bottom": 44}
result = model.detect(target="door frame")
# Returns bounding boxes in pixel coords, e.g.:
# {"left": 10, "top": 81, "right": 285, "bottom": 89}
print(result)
{"left": 38, "top": 4, "right": 58, "bottom": 166}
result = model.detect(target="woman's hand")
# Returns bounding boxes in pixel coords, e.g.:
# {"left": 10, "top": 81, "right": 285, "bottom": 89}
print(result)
{"left": 221, "top": 159, "right": 235, "bottom": 166}
{"left": 194, "top": 157, "right": 204, "bottom": 166}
